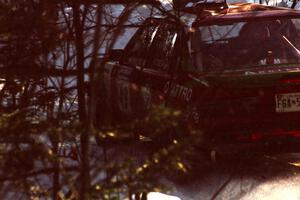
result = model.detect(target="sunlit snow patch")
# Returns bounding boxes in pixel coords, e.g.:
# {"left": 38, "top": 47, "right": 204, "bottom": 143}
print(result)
{"left": 241, "top": 178, "right": 300, "bottom": 200}
{"left": 0, "top": 78, "right": 5, "bottom": 90}
{"left": 147, "top": 192, "right": 181, "bottom": 200}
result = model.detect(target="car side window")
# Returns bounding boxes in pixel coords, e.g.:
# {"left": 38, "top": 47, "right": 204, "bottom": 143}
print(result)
{"left": 176, "top": 33, "right": 194, "bottom": 73}
{"left": 146, "top": 23, "right": 177, "bottom": 72}
{"left": 121, "top": 23, "right": 158, "bottom": 67}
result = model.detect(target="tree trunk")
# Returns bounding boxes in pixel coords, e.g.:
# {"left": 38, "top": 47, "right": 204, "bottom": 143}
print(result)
{"left": 52, "top": 134, "right": 60, "bottom": 200}
{"left": 72, "top": 3, "right": 90, "bottom": 200}
{"left": 291, "top": 0, "right": 298, "bottom": 8}
{"left": 89, "top": 4, "right": 103, "bottom": 128}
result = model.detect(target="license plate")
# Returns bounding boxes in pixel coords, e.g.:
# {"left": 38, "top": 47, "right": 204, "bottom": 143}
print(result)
{"left": 276, "top": 93, "right": 300, "bottom": 112}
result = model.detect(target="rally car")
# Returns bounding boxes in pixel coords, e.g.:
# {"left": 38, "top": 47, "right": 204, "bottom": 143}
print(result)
{"left": 97, "top": 2, "right": 300, "bottom": 151}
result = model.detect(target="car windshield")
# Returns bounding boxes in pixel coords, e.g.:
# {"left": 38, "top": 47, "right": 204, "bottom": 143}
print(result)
{"left": 191, "top": 17, "right": 300, "bottom": 72}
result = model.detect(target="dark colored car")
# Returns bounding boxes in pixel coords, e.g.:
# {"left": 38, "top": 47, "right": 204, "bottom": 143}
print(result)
{"left": 98, "top": 2, "right": 300, "bottom": 152}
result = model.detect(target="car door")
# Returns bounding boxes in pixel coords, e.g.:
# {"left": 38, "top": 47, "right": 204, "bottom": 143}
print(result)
{"left": 161, "top": 28, "right": 208, "bottom": 126}
{"left": 140, "top": 21, "right": 180, "bottom": 111}
{"left": 105, "top": 19, "right": 159, "bottom": 121}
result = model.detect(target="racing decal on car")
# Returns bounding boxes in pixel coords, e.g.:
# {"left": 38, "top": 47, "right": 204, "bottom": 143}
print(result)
{"left": 186, "top": 106, "right": 200, "bottom": 124}
{"left": 163, "top": 81, "right": 193, "bottom": 102}
{"left": 113, "top": 66, "right": 136, "bottom": 114}
{"left": 117, "top": 80, "right": 132, "bottom": 114}
{"left": 141, "top": 86, "right": 152, "bottom": 110}
{"left": 103, "top": 63, "right": 118, "bottom": 103}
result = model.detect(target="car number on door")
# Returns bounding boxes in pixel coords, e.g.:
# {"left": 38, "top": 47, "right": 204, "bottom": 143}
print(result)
{"left": 276, "top": 93, "right": 300, "bottom": 112}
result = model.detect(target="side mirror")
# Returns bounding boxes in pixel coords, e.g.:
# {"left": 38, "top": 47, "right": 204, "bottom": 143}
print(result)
{"left": 108, "top": 49, "right": 124, "bottom": 61}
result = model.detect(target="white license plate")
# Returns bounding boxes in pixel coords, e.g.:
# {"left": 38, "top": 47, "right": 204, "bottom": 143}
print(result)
{"left": 276, "top": 93, "right": 300, "bottom": 112}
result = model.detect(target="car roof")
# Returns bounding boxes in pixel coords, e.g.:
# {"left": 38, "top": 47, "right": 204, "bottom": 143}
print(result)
{"left": 192, "top": 3, "right": 300, "bottom": 26}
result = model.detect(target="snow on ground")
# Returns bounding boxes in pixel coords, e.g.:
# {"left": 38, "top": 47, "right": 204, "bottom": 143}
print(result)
{"left": 2, "top": 139, "right": 300, "bottom": 199}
